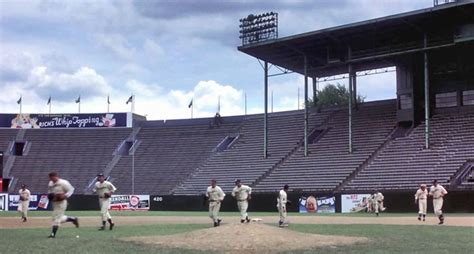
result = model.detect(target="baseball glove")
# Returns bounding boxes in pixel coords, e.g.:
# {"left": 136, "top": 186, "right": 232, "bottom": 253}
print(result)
{"left": 286, "top": 200, "right": 292, "bottom": 207}
{"left": 48, "top": 193, "right": 55, "bottom": 201}
{"left": 19, "top": 196, "right": 26, "bottom": 201}
{"left": 103, "top": 193, "right": 111, "bottom": 198}
{"left": 53, "top": 193, "right": 67, "bottom": 202}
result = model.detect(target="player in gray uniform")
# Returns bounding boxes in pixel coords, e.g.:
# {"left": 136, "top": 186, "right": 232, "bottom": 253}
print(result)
{"left": 47, "top": 172, "right": 79, "bottom": 238}
{"left": 93, "top": 173, "right": 117, "bottom": 230}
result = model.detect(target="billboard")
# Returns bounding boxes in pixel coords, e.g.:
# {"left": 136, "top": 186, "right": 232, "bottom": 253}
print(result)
{"left": 341, "top": 194, "right": 371, "bottom": 213}
{"left": 299, "top": 195, "right": 336, "bottom": 213}
{"left": 8, "top": 194, "right": 50, "bottom": 211}
{"left": 0, "top": 193, "right": 7, "bottom": 211}
{"left": 109, "top": 195, "right": 150, "bottom": 211}
{"left": 0, "top": 113, "right": 129, "bottom": 129}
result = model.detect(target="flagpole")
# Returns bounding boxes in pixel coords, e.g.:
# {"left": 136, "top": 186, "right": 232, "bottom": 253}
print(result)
{"left": 297, "top": 87, "right": 300, "bottom": 110}
{"left": 131, "top": 95, "right": 135, "bottom": 113}
{"left": 107, "top": 95, "right": 110, "bottom": 113}
{"left": 191, "top": 102, "right": 194, "bottom": 119}
{"left": 78, "top": 101, "right": 81, "bottom": 113}
{"left": 49, "top": 102, "right": 51, "bottom": 114}
{"left": 217, "top": 96, "right": 221, "bottom": 114}
{"left": 20, "top": 97, "right": 22, "bottom": 114}
{"left": 245, "top": 92, "right": 247, "bottom": 115}
{"left": 271, "top": 90, "right": 274, "bottom": 113}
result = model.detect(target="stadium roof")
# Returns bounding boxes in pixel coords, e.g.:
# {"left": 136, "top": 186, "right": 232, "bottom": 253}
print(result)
{"left": 238, "top": 1, "right": 474, "bottom": 77}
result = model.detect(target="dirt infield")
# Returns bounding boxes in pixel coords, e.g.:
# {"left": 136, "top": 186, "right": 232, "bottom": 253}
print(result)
{"left": 123, "top": 223, "right": 368, "bottom": 254}
{"left": 1, "top": 215, "right": 473, "bottom": 229}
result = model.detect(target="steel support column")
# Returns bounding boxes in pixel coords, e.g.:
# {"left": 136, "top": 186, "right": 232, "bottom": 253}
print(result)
{"left": 348, "top": 64, "right": 354, "bottom": 154}
{"left": 312, "top": 77, "right": 317, "bottom": 103}
{"left": 353, "top": 74, "right": 358, "bottom": 109}
{"left": 264, "top": 61, "right": 269, "bottom": 158}
{"left": 304, "top": 56, "right": 309, "bottom": 157}
{"left": 424, "top": 34, "right": 430, "bottom": 149}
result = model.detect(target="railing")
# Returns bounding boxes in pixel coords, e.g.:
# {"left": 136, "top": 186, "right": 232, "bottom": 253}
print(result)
{"left": 450, "top": 159, "right": 474, "bottom": 188}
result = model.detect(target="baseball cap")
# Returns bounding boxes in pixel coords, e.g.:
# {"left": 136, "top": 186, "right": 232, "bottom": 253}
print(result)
{"left": 97, "top": 173, "right": 105, "bottom": 177}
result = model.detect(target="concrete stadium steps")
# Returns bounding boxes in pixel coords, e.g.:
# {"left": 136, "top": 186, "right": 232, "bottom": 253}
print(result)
{"left": 112, "top": 122, "right": 241, "bottom": 195}
{"left": 344, "top": 112, "right": 474, "bottom": 191}
{"left": 9, "top": 128, "right": 132, "bottom": 193}
{"left": 253, "top": 100, "right": 397, "bottom": 193}
{"left": 173, "top": 108, "right": 337, "bottom": 195}
{"left": 0, "top": 129, "right": 19, "bottom": 151}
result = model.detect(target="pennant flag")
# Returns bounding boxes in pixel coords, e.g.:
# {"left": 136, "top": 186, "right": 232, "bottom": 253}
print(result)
{"left": 75, "top": 96, "right": 81, "bottom": 103}
{"left": 107, "top": 95, "right": 111, "bottom": 104}
{"left": 17, "top": 96, "right": 22, "bottom": 104}
{"left": 126, "top": 95, "right": 133, "bottom": 104}
{"left": 188, "top": 99, "right": 193, "bottom": 108}
{"left": 47, "top": 96, "right": 51, "bottom": 105}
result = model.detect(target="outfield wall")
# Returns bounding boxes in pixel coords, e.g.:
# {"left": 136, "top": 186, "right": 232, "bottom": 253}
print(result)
{"left": 3, "top": 191, "right": 472, "bottom": 213}
{"left": 149, "top": 192, "right": 474, "bottom": 213}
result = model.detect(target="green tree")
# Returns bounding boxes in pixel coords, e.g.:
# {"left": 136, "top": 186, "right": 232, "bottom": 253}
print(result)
{"left": 307, "top": 83, "right": 365, "bottom": 108}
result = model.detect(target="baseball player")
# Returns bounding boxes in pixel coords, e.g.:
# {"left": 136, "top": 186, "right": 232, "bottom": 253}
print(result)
{"left": 373, "top": 191, "right": 386, "bottom": 216}
{"left": 231, "top": 179, "right": 252, "bottom": 223}
{"left": 93, "top": 173, "right": 116, "bottom": 230}
{"left": 366, "top": 195, "right": 373, "bottom": 213}
{"left": 205, "top": 179, "right": 225, "bottom": 227}
{"left": 47, "top": 172, "right": 79, "bottom": 238}
{"left": 18, "top": 184, "right": 31, "bottom": 222}
{"left": 277, "top": 184, "right": 290, "bottom": 227}
{"left": 429, "top": 179, "right": 448, "bottom": 225}
{"left": 414, "top": 184, "right": 428, "bottom": 221}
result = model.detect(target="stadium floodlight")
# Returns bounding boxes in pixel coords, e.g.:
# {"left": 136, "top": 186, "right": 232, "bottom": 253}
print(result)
{"left": 239, "top": 12, "right": 278, "bottom": 46}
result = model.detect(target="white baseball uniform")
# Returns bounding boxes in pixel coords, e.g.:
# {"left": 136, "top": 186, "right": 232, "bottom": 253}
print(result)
{"left": 93, "top": 181, "right": 117, "bottom": 221}
{"left": 206, "top": 185, "right": 225, "bottom": 223}
{"left": 374, "top": 192, "right": 385, "bottom": 214}
{"left": 277, "top": 189, "right": 288, "bottom": 225}
{"left": 232, "top": 184, "right": 252, "bottom": 220}
{"left": 429, "top": 184, "right": 447, "bottom": 216}
{"left": 48, "top": 179, "right": 74, "bottom": 226}
{"left": 414, "top": 188, "right": 428, "bottom": 216}
{"left": 18, "top": 188, "right": 31, "bottom": 219}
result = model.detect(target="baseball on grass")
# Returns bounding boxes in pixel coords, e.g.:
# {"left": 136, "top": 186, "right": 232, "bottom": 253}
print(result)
{"left": 76, "top": 235, "right": 80, "bottom": 238}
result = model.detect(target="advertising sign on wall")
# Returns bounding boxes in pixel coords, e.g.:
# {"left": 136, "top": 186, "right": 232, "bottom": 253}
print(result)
{"left": 0, "top": 113, "right": 129, "bottom": 129}
{"left": 0, "top": 193, "right": 7, "bottom": 211}
{"left": 110, "top": 195, "right": 150, "bottom": 211}
{"left": 341, "top": 194, "right": 371, "bottom": 213}
{"left": 299, "top": 195, "right": 336, "bottom": 213}
{"left": 8, "top": 194, "right": 50, "bottom": 211}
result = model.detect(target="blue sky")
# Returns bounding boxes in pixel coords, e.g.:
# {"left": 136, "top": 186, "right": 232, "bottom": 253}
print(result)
{"left": 0, "top": 0, "right": 430, "bottom": 119}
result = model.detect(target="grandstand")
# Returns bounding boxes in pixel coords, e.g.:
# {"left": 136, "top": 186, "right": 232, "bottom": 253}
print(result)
{"left": 0, "top": 1, "right": 473, "bottom": 213}
{"left": 0, "top": 100, "right": 472, "bottom": 196}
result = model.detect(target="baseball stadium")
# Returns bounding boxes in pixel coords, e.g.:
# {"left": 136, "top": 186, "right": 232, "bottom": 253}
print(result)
{"left": 0, "top": 1, "right": 473, "bottom": 254}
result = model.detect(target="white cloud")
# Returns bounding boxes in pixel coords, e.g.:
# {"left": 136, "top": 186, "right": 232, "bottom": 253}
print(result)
{"left": 118, "top": 79, "right": 244, "bottom": 120}
{"left": 143, "top": 39, "right": 164, "bottom": 59}
{"left": 30, "top": 66, "right": 111, "bottom": 98}
{"left": 96, "top": 33, "right": 137, "bottom": 60}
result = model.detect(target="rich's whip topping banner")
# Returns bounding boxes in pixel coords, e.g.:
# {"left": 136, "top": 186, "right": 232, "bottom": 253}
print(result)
{"left": 0, "top": 113, "right": 128, "bottom": 129}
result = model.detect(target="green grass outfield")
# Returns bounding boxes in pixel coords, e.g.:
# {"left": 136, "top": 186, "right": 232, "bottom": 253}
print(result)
{"left": 1, "top": 212, "right": 473, "bottom": 254}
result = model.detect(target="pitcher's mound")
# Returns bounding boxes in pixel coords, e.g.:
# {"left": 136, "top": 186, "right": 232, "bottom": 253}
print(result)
{"left": 122, "top": 223, "right": 368, "bottom": 253}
